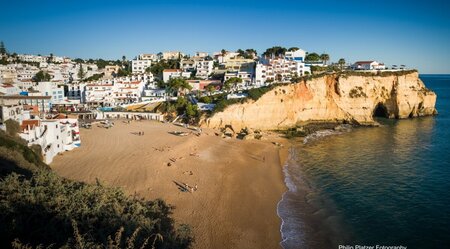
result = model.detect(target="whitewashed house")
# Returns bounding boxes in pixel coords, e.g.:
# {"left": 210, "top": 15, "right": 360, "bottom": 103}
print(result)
{"left": 0, "top": 83, "right": 21, "bottom": 95}
{"left": 131, "top": 59, "right": 151, "bottom": 74}
{"left": 195, "top": 60, "right": 214, "bottom": 79}
{"left": 255, "top": 58, "right": 310, "bottom": 85}
{"left": 36, "top": 81, "right": 65, "bottom": 103}
{"left": 285, "top": 49, "right": 306, "bottom": 62}
{"left": 352, "top": 61, "right": 386, "bottom": 70}
{"left": 162, "top": 69, "right": 191, "bottom": 83}
{"left": 19, "top": 117, "right": 81, "bottom": 164}
{"left": 67, "top": 82, "right": 87, "bottom": 102}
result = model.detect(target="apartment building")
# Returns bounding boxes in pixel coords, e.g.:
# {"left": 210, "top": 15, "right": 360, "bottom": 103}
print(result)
{"left": 161, "top": 51, "right": 184, "bottom": 60}
{"left": 255, "top": 58, "right": 310, "bottom": 85}
{"left": 85, "top": 84, "right": 114, "bottom": 106}
{"left": 131, "top": 59, "right": 151, "bottom": 74}
{"left": 36, "top": 81, "right": 65, "bottom": 103}
{"left": 195, "top": 60, "right": 214, "bottom": 79}
{"left": 162, "top": 69, "right": 191, "bottom": 83}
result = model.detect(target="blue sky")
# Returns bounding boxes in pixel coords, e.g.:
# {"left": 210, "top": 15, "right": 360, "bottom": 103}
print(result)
{"left": 1, "top": 0, "right": 449, "bottom": 73}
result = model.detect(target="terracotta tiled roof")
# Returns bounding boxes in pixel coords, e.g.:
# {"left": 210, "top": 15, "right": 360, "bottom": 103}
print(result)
{"left": 163, "top": 69, "right": 181, "bottom": 72}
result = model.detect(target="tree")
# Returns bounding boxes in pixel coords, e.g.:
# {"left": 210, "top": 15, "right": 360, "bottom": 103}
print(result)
{"left": 338, "top": 58, "right": 346, "bottom": 70}
{"left": 263, "top": 46, "right": 287, "bottom": 58}
{"left": 47, "top": 53, "right": 54, "bottom": 63}
{"left": 0, "top": 41, "right": 6, "bottom": 54}
{"left": 236, "top": 49, "right": 245, "bottom": 57}
{"left": 305, "top": 52, "right": 320, "bottom": 62}
{"left": 167, "top": 77, "right": 192, "bottom": 96}
{"left": 206, "top": 84, "right": 216, "bottom": 96}
{"left": 221, "top": 49, "right": 227, "bottom": 56}
{"left": 223, "top": 77, "right": 242, "bottom": 92}
{"left": 243, "top": 49, "right": 257, "bottom": 59}
{"left": 320, "top": 53, "right": 330, "bottom": 65}
{"left": 288, "top": 47, "right": 299, "bottom": 52}
{"left": 77, "top": 64, "right": 86, "bottom": 80}
{"left": 117, "top": 68, "right": 130, "bottom": 77}
{"left": 73, "top": 58, "right": 84, "bottom": 64}
{"left": 290, "top": 72, "right": 301, "bottom": 83}
{"left": 33, "top": 71, "right": 51, "bottom": 82}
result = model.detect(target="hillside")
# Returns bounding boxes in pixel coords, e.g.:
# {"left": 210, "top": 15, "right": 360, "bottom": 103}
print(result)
{"left": 0, "top": 131, "right": 192, "bottom": 249}
{"left": 202, "top": 71, "right": 437, "bottom": 131}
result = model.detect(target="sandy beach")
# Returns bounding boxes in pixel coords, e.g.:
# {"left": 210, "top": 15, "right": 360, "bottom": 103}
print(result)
{"left": 51, "top": 120, "right": 287, "bottom": 249}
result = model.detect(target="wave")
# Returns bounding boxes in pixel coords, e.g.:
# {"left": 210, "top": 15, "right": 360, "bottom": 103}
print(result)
{"left": 303, "top": 125, "right": 352, "bottom": 144}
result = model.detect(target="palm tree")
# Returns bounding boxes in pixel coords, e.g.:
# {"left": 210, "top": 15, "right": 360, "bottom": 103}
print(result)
{"left": 338, "top": 58, "right": 346, "bottom": 70}
{"left": 320, "top": 54, "right": 330, "bottom": 65}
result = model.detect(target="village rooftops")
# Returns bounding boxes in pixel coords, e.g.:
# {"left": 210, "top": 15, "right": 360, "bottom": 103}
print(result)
{"left": 86, "top": 84, "right": 114, "bottom": 87}
{"left": 0, "top": 95, "right": 51, "bottom": 99}
{"left": 20, "top": 119, "right": 40, "bottom": 132}
{"left": 163, "top": 69, "right": 181, "bottom": 72}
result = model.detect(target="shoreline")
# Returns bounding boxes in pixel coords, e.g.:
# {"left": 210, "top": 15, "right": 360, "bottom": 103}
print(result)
{"left": 51, "top": 120, "right": 288, "bottom": 249}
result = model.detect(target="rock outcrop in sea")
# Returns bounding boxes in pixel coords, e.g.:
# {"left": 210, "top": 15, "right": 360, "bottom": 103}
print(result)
{"left": 202, "top": 71, "right": 437, "bottom": 131}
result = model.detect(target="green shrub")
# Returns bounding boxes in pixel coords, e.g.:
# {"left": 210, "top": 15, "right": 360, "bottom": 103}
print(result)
{"left": 0, "top": 130, "right": 48, "bottom": 172}
{"left": 198, "top": 96, "right": 212, "bottom": 104}
{"left": 4, "top": 119, "right": 20, "bottom": 136}
{"left": 247, "top": 86, "right": 274, "bottom": 101}
{"left": 349, "top": 86, "right": 368, "bottom": 98}
{"left": 0, "top": 171, "right": 192, "bottom": 249}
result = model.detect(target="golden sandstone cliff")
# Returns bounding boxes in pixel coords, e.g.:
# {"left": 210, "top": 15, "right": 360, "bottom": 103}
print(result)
{"left": 203, "top": 71, "right": 437, "bottom": 131}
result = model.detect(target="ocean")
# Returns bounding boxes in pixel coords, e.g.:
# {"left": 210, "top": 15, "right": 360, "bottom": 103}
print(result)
{"left": 278, "top": 74, "right": 450, "bottom": 249}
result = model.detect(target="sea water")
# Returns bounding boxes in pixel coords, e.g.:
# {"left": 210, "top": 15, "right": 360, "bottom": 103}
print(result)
{"left": 278, "top": 75, "right": 450, "bottom": 249}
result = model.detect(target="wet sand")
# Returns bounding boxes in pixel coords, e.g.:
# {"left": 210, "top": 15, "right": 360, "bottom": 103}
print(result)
{"left": 51, "top": 120, "right": 287, "bottom": 249}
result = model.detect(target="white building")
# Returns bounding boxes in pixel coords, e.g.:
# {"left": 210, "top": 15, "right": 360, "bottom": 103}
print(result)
{"left": 36, "top": 81, "right": 65, "bottom": 103}
{"left": 255, "top": 58, "right": 310, "bottom": 85}
{"left": 104, "top": 65, "right": 120, "bottom": 77}
{"left": 180, "top": 59, "right": 196, "bottom": 72}
{"left": 285, "top": 49, "right": 307, "bottom": 62}
{"left": 214, "top": 51, "right": 240, "bottom": 64}
{"left": 131, "top": 59, "right": 151, "bottom": 74}
{"left": 352, "top": 61, "right": 386, "bottom": 70}
{"left": 195, "top": 60, "right": 214, "bottom": 79}
{"left": 224, "top": 71, "right": 253, "bottom": 87}
{"left": 162, "top": 69, "right": 191, "bottom": 83}
{"left": 112, "top": 80, "right": 145, "bottom": 105}
{"left": 161, "top": 51, "right": 184, "bottom": 60}
{"left": 67, "top": 82, "right": 87, "bottom": 102}
{"left": 85, "top": 84, "right": 114, "bottom": 106}
{"left": 17, "top": 54, "right": 48, "bottom": 63}
{"left": 84, "top": 74, "right": 153, "bottom": 106}
{"left": 0, "top": 83, "right": 21, "bottom": 95}
{"left": 195, "top": 52, "right": 209, "bottom": 58}
{"left": 19, "top": 118, "right": 81, "bottom": 164}
{"left": 139, "top": 53, "right": 159, "bottom": 61}
{"left": 142, "top": 88, "right": 167, "bottom": 101}
{"left": 0, "top": 97, "right": 24, "bottom": 126}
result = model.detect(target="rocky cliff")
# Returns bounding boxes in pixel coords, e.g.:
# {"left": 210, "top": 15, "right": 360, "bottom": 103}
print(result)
{"left": 202, "top": 71, "right": 437, "bottom": 131}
